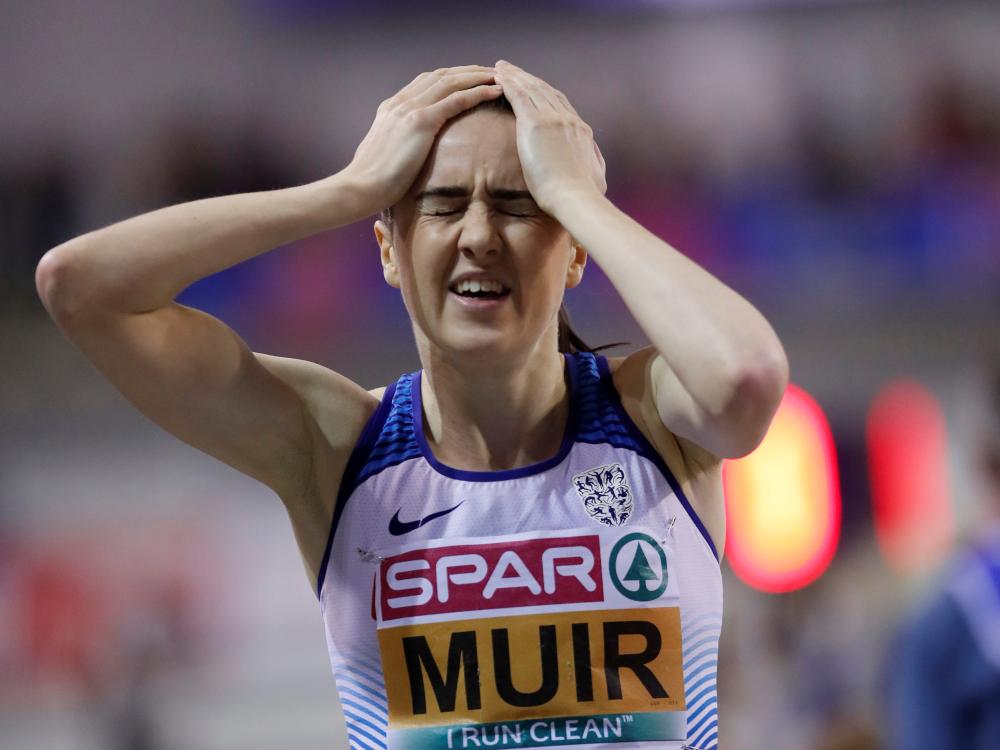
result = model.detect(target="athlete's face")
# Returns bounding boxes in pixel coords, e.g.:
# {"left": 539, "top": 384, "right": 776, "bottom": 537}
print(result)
{"left": 375, "top": 110, "right": 586, "bottom": 361}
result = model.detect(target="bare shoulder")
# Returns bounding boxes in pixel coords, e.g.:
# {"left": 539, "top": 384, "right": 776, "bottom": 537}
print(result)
{"left": 254, "top": 353, "right": 384, "bottom": 587}
{"left": 606, "top": 347, "right": 726, "bottom": 556}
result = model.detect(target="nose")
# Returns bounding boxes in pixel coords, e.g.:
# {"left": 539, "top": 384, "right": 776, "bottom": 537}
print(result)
{"left": 456, "top": 204, "right": 502, "bottom": 261}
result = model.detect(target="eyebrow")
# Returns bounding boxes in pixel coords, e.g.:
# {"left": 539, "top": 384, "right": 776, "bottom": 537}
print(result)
{"left": 414, "top": 186, "right": 536, "bottom": 203}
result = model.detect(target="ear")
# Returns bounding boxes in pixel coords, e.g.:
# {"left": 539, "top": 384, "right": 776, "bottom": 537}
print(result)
{"left": 565, "top": 240, "right": 588, "bottom": 289}
{"left": 374, "top": 219, "right": 400, "bottom": 289}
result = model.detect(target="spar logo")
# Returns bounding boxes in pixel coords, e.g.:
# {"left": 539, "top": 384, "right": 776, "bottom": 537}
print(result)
{"left": 378, "top": 535, "right": 604, "bottom": 621}
{"left": 608, "top": 533, "right": 668, "bottom": 602}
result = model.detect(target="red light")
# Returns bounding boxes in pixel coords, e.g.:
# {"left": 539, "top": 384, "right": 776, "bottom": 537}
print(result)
{"left": 724, "top": 384, "right": 841, "bottom": 593}
{"left": 867, "top": 380, "right": 952, "bottom": 573}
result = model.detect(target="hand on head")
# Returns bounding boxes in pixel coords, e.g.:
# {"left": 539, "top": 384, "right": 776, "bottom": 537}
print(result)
{"left": 493, "top": 60, "right": 607, "bottom": 213}
{"left": 345, "top": 65, "right": 503, "bottom": 215}
{"left": 346, "top": 63, "right": 605, "bottom": 220}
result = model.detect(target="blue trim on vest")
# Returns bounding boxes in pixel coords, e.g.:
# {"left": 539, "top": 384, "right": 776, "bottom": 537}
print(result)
{"left": 574, "top": 351, "right": 645, "bottom": 452}
{"left": 315, "top": 382, "right": 399, "bottom": 599}
{"left": 592, "top": 354, "right": 720, "bottom": 562}
{"left": 357, "top": 374, "right": 422, "bottom": 485}
{"left": 411, "top": 352, "right": 579, "bottom": 482}
{"left": 319, "top": 350, "right": 719, "bottom": 598}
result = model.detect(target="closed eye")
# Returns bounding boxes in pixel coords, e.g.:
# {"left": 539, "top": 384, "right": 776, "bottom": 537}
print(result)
{"left": 424, "top": 207, "right": 538, "bottom": 218}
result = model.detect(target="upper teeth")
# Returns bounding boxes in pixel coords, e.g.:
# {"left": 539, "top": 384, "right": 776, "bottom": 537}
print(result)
{"left": 454, "top": 279, "right": 506, "bottom": 294}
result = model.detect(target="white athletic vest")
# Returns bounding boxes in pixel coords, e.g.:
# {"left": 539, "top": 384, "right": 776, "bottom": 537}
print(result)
{"left": 318, "top": 352, "right": 722, "bottom": 750}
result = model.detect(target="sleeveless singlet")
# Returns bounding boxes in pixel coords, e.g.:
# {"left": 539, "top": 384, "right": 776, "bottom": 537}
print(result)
{"left": 317, "top": 352, "right": 722, "bottom": 750}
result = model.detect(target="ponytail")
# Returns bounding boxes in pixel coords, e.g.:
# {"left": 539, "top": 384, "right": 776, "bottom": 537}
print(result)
{"left": 557, "top": 302, "right": 626, "bottom": 354}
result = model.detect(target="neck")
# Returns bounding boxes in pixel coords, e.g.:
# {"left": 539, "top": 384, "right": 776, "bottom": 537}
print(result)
{"left": 418, "top": 342, "right": 570, "bottom": 472}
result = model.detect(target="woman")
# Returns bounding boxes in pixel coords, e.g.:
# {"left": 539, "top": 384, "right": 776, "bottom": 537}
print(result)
{"left": 36, "top": 61, "right": 787, "bottom": 750}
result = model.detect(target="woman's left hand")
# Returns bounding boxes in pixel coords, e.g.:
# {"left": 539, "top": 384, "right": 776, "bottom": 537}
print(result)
{"left": 494, "top": 60, "right": 607, "bottom": 215}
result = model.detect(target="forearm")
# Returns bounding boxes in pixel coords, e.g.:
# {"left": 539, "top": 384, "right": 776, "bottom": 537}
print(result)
{"left": 37, "top": 170, "right": 368, "bottom": 316}
{"left": 552, "top": 191, "right": 788, "bottom": 415}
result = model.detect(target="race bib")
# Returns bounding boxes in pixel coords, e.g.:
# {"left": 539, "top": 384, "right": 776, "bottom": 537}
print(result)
{"left": 373, "top": 527, "right": 687, "bottom": 749}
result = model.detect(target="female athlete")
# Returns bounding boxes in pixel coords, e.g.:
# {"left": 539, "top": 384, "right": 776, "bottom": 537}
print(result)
{"left": 36, "top": 61, "right": 787, "bottom": 750}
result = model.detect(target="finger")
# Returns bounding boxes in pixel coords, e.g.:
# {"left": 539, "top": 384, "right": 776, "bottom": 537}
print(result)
{"left": 396, "top": 65, "right": 494, "bottom": 99}
{"left": 401, "top": 68, "right": 495, "bottom": 101}
{"left": 513, "top": 84, "right": 546, "bottom": 112}
{"left": 499, "top": 65, "right": 595, "bottom": 152}
{"left": 408, "top": 70, "right": 497, "bottom": 109}
{"left": 531, "top": 84, "right": 568, "bottom": 114}
{"left": 496, "top": 62, "right": 570, "bottom": 114}
{"left": 551, "top": 88, "right": 581, "bottom": 118}
{"left": 420, "top": 83, "right": 504, "bottom": 126}
{"left": 496, "top": 60, "right": 555, "bottom": 93}
{"left": 501, "top": 74, "right": 579, "bottom": 124}
{"left": 495, "top": 68, "right": 543, "bottom": 112}
{"left": 509, "top": 72, "right": 562, "bottom": 112}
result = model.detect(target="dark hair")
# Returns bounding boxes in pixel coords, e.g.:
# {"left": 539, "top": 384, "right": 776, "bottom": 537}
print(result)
{"left": 379, "top": 92, "right": 621, "bottom": 355}
{"left": 556, "top": 303, "right": 625, "bottom": 355}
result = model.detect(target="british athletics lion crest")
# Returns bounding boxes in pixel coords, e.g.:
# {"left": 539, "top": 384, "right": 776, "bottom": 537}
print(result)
{"left": 572, "top": 463, "right": 634, "bottom": 527}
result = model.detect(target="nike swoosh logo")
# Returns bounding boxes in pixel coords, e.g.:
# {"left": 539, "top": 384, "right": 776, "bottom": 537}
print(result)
{"left": 389, "top": 501, "right": 466, "bottom": 536}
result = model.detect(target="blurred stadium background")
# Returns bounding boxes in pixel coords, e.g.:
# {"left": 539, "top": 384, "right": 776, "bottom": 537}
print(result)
{"left": 2, "top": 1, "right": 999, "bottom": 748}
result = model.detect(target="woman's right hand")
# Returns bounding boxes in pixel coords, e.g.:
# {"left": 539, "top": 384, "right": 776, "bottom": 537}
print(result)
{"left": 344, "top": 65, "right": 502, "bottom": 215}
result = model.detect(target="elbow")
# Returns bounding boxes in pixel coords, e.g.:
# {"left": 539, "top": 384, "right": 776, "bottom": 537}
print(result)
{"left": 35, "top": 247, "right": 62, "bottom": 307}
{"left": 35, "top": 247, "right": 65, "bottom": 316}
{"left": 718, "top": 345, "right": 789, "bottom": 458}
{"left": 743, "top": 342, "right": 789, "bottom": 415}
{"left": 35, "top": 242, "right": 97, "bottom": 321}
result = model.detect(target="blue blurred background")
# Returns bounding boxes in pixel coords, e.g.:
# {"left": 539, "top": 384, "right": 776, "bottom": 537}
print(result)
{"left": 2, "top": 1, "right": 999, "bottom": 748}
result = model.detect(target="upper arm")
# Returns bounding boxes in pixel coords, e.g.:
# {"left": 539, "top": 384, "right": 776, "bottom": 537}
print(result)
{"left": 45, "top": 300, "right": 369, "bottom": 501}
{"left": 609, "top": 348, "right": 727, "bottom": 554}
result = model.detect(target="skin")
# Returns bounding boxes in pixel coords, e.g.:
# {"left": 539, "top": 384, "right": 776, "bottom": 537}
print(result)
{"left": 35, "top": 62, "right": 788, "bottom": 592}
{"left": 375, "top": 109, "right": 586, "bottom": 471}
{"left": 374, "top": 62, "right": 787, "bottom": 558}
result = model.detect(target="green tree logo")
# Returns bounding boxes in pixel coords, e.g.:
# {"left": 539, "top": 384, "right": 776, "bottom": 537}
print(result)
{"left": 609, "top": 533, "right": 668, "bottom": 601}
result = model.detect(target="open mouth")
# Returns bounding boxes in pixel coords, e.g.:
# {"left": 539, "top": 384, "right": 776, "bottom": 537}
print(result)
{"left": 448, "top": 279, "right": 512, "bottom": 300}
